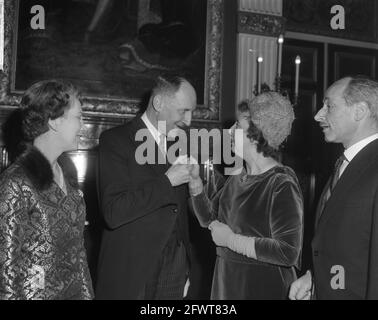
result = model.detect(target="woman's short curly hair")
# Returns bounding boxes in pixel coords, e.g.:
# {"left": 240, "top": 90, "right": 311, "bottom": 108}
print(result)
{"left": 237, "top": 99, "right": 281, "bottom": 160}
{"left": 245, "top": 119, "right": 280, "bottom": 160}
{"left": 20, "top": 80, "right": 79, "bottom": 141}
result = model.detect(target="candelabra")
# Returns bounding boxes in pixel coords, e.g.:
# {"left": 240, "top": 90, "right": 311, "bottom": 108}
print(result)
{"left": 252, "top": 35, "right": 301, "bottom": 107}
{"left": 203, "top": 35, "right": 302, "bottom": 192}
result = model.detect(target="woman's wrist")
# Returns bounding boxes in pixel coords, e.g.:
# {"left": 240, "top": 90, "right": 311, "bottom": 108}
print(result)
{"left": 227, "top": 233, "right": 257, "bottom": 259}
{"left": 225, "top": 230, "right": 234, "bottom": 248}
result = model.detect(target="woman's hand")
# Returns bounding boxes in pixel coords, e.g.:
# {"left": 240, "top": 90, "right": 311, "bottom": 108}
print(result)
{"left": 289, "top": 270, "right": 313, "bottom": 300}
{"left": 208, "top": 220, "right": 234, "bottom": 247}
{"left": 188, "top": 156, "right": 203, "bottom": 196}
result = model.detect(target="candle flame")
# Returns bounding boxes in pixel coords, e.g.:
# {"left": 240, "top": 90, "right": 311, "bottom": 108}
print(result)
{"left": 257, "top": 56, "right": 263, "bottom": 63}
{"left": 278, "top": 35, "right": 284, "bottom": 43}
{"left": 295, "top": 56, "right": 301, "bottom": 64}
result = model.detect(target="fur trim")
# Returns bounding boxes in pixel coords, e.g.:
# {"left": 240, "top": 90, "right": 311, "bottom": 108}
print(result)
{"left": 18, "top": 145, "right": 79, "bottom": 191}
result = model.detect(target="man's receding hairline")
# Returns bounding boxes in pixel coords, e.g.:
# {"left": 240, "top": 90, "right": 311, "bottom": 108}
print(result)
{"left": 155, "top": 78, "right": 186, "bottom": 97}
{"left": 331, "top": 77, "right": 351, "bottom": 90}
{"left": 326, "top": 77, "right": 351, "bottom": 100}
{"left": 168, "top": 80, "right": 196, "bottom": 98}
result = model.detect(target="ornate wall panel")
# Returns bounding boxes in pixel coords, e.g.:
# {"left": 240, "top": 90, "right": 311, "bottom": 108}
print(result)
{"left": 236, "top": 34, "right": 277, "bottom": 102}
{"left": 239, "top": 0, "right": 282, "bottom": 16}
{"left": 238, "top": 11, "right": 285, "bottom": 37}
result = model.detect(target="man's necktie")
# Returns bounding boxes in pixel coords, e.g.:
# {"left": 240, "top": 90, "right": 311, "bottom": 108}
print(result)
{"left": 316, "top": 154, "right": 349, "bottom": 224}
{"left": 324, "top": 154, "right": 348, "bottom": 203}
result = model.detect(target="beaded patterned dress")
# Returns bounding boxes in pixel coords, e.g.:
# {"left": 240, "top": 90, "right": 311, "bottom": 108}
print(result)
{"left": 0, "top": 147, "right": 93, "bottom": 300}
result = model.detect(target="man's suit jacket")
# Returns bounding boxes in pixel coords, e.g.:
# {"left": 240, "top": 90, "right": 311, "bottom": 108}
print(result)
{"left": 312, "top": 139, "right": 378, "bottom": 299}
{"left": 95, "top": 116, "right": 190, "bottom": 299}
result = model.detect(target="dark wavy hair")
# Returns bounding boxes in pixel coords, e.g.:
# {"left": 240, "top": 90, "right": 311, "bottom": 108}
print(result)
{"left": 237, "top": 100, "right": 280, "bottom": 160}
{"left": 20, "top": 80, "right": 79, "bottom": 141}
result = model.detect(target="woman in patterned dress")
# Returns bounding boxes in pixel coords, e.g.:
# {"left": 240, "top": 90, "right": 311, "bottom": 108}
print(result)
{"left": 0, "top": 80, "right": 93, "bottom": 299}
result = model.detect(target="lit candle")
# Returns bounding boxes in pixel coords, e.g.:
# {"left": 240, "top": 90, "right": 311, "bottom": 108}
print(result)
{"left": 257, "top": 56, "right": 263, "bottom": 94}
{"left": 277, "top": 35, "right": 284, "bottom": 77}
{"left": 295, "top": 55, "right": 301, "bottom": 96}
{"left": 206, "top": 160, "right": 210, "bottom": 184}
{"left": 249, "top": 49, "right": 254, "bottom": 96}
{"left": 1, "top": 147, "right": 8, "bottom": 169}
{"left": 209, "top": 160, "right": 214, "bottom": 189}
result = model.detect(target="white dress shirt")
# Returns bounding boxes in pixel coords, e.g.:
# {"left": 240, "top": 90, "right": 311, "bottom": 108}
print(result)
{"left": 339, "top": 133, "right": 378, "bottom": 177}
{"left": 141, "top": 112, "right": 166, "bottom": 154}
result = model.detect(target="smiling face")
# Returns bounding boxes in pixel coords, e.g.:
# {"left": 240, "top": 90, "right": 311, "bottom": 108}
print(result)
{"left": 314, "top": 78, "right": 358, "bottom": 148}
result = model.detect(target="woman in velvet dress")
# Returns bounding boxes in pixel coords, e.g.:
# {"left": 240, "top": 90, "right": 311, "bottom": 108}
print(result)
{"left": 0, "top": 80, "right": 93, "bottom": 300}
{"left": 189, "top": 92, "right": 304, "bottom": 299}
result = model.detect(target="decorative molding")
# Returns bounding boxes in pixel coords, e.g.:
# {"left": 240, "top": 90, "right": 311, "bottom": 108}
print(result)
{"left": 239, "top": 0, "right": 282, "bottom": 16}
{"left": 0, "top": 106, "right": 222, "bottom": 148}
{"left": 193, "top": 0, "right": 224, "bottom": 121}
{"left": 0, "top": 0, "right": 4, "bottom": 71}
{"left": 236, "top": 34, "right": 277, "bottom": 102}
{"left": 238, "top": 11, "right": 285, "bottom": 37}
{"left": 0, "top": 0, "right": 224, "bottom": 121}
{"left": 0, "top": 0, "right": 16, "bottom": 106}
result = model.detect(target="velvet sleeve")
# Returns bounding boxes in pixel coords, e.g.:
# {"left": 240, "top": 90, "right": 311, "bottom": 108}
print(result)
{"left": 191, "top": 169, "right": 227, "bottom": 228}
{"left": 254, "top": 180, "right": 304, "bottom": 268}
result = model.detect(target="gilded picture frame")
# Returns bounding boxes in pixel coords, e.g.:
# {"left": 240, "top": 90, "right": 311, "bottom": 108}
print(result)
{"left": 0, "top": 0, "right": 224, "bottom": 121}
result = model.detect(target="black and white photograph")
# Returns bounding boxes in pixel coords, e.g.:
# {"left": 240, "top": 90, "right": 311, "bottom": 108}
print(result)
{"left": 1, "top": 0, "right": 378, "bottom": 306}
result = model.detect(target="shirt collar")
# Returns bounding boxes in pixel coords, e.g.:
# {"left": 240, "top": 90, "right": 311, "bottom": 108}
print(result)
{"left": 141, "top": 112, "right": 165, "bottom": 144}
{"left": 344, "top": 133, "right": 378, "bottom": 162}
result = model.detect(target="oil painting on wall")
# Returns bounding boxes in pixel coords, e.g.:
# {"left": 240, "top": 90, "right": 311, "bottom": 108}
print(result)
{"left": 0, "top": 0, "right": 223, "bottom": 118}
{"left": 15, "top": 0, "right": 207, "bottom": 102}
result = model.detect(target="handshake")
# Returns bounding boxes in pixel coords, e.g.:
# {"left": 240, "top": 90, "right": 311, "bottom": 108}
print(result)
{"left": 165, "top": 155, "right": 203, "bottom": 196}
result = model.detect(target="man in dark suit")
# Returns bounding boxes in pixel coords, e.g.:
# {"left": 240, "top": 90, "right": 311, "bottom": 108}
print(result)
{"left": 290, "top": 76, "right": 378, "bottom": 300}
{"left": 95, "top": 74, "right": 197, "bottom": 299}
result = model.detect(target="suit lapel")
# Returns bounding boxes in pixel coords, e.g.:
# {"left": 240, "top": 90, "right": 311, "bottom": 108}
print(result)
{"left": 316, "top": 140, "right": 378, "bottom": 231}
{"left": 314, "top": 177, "right": 331, "bottom": 230}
